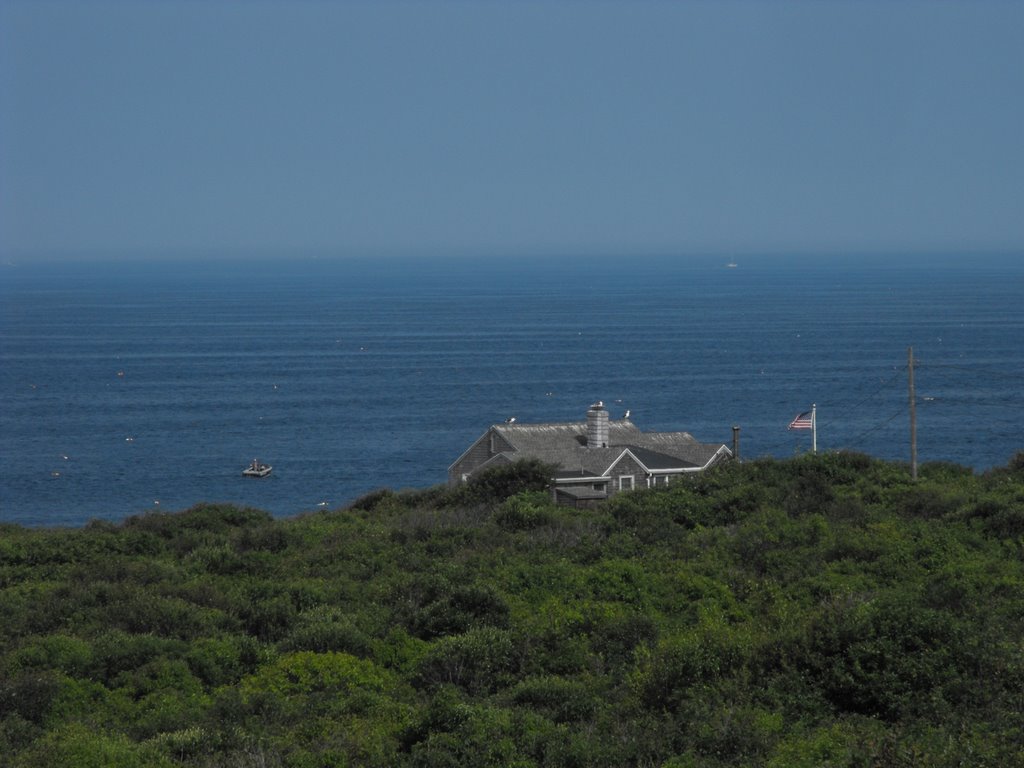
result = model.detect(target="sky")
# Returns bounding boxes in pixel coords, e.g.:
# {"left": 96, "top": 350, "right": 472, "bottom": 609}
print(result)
{"left": 1, "top": 0, "right": 1022, "bottom": 261}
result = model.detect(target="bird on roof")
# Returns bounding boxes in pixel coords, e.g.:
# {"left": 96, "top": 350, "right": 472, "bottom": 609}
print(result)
{"left": 505, "top": 417, "right": 516, "bottom": 423}
{"left": 624, "top": 409, "right": 631, "bottom": 419}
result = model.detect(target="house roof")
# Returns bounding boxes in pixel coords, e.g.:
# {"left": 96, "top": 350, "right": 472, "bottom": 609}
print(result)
{"left": 555, "top": 486, "right": 609, "bottom": 501}
{"left": 623, "top": 445, "right": 702, "bottom": 470}
{"left": 486, "top": 417, "right": 728, "bottom": 477}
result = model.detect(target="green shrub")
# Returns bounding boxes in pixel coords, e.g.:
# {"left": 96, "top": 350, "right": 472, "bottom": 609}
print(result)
{"left": 12, "top": 634, "right": 93, "bottom": 677}
{"left": 980, "top": 504, "right": 1024, "bottom": 539}
{"left": 589, "top": 612, "right": 658, "bottom": 669}
{"left": 90, "top": 630, "right": 188, "bottom": 685}
{"left": 460, "top": 459, "right": 556, "bottom": 504}
{"left": 239, "top": 594, "right": 297, "bottom": 642}
{"left": 494, "top": 491, "right": 555, "bottom": 532}
{"left": 416, "top": 628, "right": 523, "bottom": 695}
{"left": 803, "top": 594, "right": 965, "bottom": 721}
{"left": 507, "top": 676, "right": 598, "bottom": 723}
{"left": 634, "top": 624, "right": 750, "bottom": 712}
{"left": 0, "top": 671, "right": 60, "bottom": 725}
{"left": 394, "top": 576, "right": 510, "bottom": 640}
{"left": 185, "top": 635, "right": 255, "bottom": 687}
{"left": 896, "top": 484, "right": 966, "bottom": 520}
{"left": 280, "top": 606, "right": 373, "bottom": 656}
{"left": 123, "top": 503, "right": 272, "bottom": 538}
{"left": 349, "top": 488, "right": 397, "bottom": 513}
{"left": 11, "top": 722, "right": 175, "bottom": 768}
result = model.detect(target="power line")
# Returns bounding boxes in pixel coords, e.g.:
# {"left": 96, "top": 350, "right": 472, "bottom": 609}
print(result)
{"left": 751, "top": 356, "right": 1021, "bottom": 462}
{"left": 824, "top": 365, "right": 907, "bottom": 419}
{"left": 917, "top": 361, "right": 1024, "bottom": 382}
{"left": 755, "top": 365, "right": 908, "bottom": 457}
{"left": 839, "top": 406, "right": 908, "bottom": 452}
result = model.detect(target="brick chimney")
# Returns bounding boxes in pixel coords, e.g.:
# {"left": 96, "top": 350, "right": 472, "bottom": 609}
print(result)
{"left": 587, "top": 401, "right": 609, "bottom": 448}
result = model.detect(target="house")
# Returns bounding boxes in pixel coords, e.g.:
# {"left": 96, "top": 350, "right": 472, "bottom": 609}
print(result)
{"left": 448, "top": 401, "right": 732, "bottom": 506}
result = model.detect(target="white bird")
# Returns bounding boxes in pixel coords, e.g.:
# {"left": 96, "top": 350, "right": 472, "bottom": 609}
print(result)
{"left": 624, "top": 409, "right": 631, "bottom": 419}
{"left": 505, "top": 417, "right": 516, "bottom": 423}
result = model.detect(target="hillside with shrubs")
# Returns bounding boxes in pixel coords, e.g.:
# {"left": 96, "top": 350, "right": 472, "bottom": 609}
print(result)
{"left": 2, "top": 453, "right": 1024, "bottom": 767}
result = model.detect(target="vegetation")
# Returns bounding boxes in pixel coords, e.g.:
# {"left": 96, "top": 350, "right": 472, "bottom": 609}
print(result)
{"left": 2, "top": 453, "right": 1024, "bottom": 767}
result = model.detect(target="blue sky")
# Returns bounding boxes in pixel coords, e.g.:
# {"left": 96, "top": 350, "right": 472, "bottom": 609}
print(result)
{"left": 1, "top": 0, "right": 1022, "bottom": 261}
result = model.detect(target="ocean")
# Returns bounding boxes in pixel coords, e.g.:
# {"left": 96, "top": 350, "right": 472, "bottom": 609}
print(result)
{"left": 1, "top": 253, "right": 1022, "bottom": 527}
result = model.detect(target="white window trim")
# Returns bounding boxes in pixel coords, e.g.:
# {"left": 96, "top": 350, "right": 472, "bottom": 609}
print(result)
{"left": 618, "top": 475, "right": 634, "bottom": 491}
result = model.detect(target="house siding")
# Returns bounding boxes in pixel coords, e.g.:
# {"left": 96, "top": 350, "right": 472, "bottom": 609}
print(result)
{"left": 606, "top": 454, "right": 647, "bottom": 493}
{"left": 447, "top": 428, "right": 515, "bottom": 486}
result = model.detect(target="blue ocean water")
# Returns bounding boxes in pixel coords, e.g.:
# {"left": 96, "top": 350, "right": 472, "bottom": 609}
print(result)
{"left": 1, "top": 254, "right": 1022, "bottom": 527}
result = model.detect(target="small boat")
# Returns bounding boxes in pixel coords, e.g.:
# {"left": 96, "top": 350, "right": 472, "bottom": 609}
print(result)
{"left": 243, "top": 459, "right": 272, "bottom": 477}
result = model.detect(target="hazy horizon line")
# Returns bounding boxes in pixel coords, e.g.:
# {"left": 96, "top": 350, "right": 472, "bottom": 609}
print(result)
{"left": 2, "top": 246, "right": 1022, "bottom": 268}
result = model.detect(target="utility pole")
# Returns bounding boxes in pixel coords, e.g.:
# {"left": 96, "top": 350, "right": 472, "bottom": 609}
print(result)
{"left": 908, "top": 347, "right": 917, "bottom": 480}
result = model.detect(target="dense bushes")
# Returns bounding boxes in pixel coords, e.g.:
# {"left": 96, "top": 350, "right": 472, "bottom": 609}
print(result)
{"left": 2, "top": 456, "right": 1024, "bottom": 766}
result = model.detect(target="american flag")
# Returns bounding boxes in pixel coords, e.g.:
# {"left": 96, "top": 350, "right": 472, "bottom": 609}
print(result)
{"left": 788, "top": 410, "right": 813, "bottom": 430}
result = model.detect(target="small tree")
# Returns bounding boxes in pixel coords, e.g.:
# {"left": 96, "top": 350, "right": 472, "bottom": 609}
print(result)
{"left": 461, "top": 459, "right": 556, "bottom": 504}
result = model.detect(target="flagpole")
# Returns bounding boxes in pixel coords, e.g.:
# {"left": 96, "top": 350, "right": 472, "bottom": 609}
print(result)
{"left": 811, "top": 403, "right": 817, "bottom": 454}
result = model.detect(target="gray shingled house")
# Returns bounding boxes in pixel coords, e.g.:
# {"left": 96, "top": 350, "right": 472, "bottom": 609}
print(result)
{"left": 448, "top": 402, "right": 732, "bottom": 506}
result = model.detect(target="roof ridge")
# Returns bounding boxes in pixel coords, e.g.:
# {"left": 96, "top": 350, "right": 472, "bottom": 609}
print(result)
{"left": 496, "top": 418, "right": 638, "bottom": 428}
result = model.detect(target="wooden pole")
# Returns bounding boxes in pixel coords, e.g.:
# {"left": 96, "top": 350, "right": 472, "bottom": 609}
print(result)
{"left": 908, "top": 347, "right": 917, "bottom": 480}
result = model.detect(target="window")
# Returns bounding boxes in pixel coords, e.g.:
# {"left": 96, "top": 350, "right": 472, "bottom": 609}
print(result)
{"left": 618, "top": 475, "right": 634, "bottom": 491}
